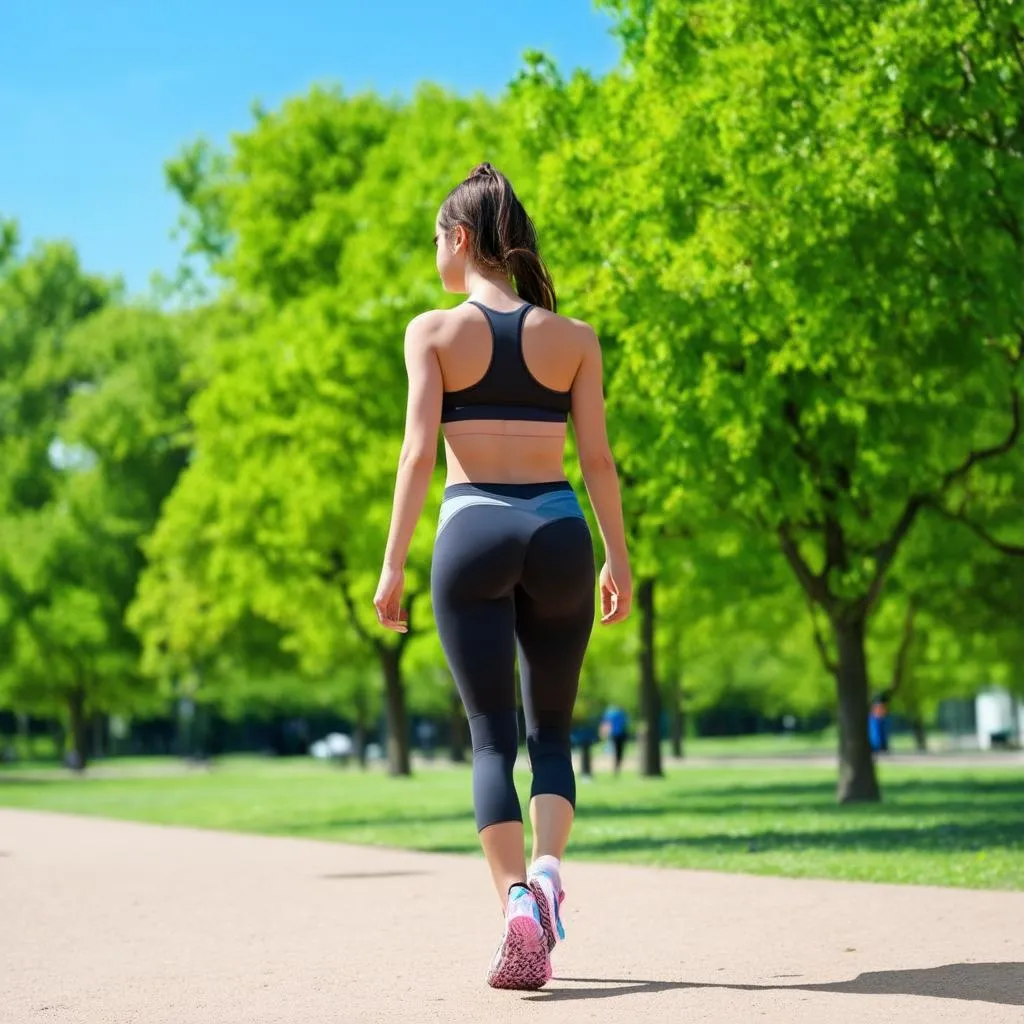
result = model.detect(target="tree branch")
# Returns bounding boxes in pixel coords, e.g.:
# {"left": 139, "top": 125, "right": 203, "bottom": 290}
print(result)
{"left": 904, "top": 108, "right": 1022, "bottom": 158}
{"left": 941, "top": 389, "right": 1021, "bottom": 490}
{"left": 823, "top": 512, "right": 848, "bottom": 574}
{"left": 982, "top": 164, "right": 1023, "bottom": 248}
{"left": 778, "top": 523, "right": 829, "bottom": 605}
{"left": 861, "top": 389, "right": 1020, "bottom": 614}
{"left": 888, "top": 598, "right": 917, "bottom": 698}
{"left": 1009, "top": 22, "right": 1024, "bottom": 77}
{"left": 863, "top": 496, "right": 925, "bottom": 614}
{"left": 326, "top": 549, "right": 381, "bottom": 655}
{"left": 805, "top": 594, "right": 838, "bottom": 676}
{"left": 928, "top": 501, "right": 1024, "bottom": 557}
{"left": 783, "top": 396, "right": 867, "bottom": 544}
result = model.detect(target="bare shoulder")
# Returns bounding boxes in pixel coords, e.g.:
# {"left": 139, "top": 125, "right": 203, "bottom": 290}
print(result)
{"left": 565, "top": 315, "right": 599, "bottom": 351}
{"left": 404, "top": 308, "right": 461, "bottom": 353}
{"left": 528, "top": 307, "right": 599, "bottom": 351}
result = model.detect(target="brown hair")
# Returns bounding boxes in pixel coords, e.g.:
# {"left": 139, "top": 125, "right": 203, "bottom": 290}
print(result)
{"left": 438, "top": 163, "right": 557, "bottom": 312}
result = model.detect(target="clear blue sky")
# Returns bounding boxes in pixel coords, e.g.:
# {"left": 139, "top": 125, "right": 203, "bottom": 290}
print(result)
{"left": 2, "top": 1, "right": 619, "bottom": 294}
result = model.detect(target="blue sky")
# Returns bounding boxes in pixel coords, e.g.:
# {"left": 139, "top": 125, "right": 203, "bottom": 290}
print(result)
{"left": 2, "top": 1, "right": 619, "bottom": 294}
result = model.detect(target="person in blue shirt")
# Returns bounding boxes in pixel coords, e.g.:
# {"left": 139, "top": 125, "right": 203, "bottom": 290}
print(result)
{"left": 599, "top": 704, "right": 629, "bottom": 775}
{"left": 869, "top": 692, "right": 891, "bottom": 754}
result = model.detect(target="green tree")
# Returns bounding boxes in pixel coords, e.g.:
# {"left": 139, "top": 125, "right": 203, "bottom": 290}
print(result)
{"left": 132, "top": 85, "right": 522, "bottom": 775}
{"left": 535, "top": 0, "right": 1024, "bottom": 801}
{"left": 0, "top": 232, "right": 196, "bottom": 764}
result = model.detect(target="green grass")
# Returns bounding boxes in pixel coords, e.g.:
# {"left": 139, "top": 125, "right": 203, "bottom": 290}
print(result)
{"left": 677, "top": 728, "right": 956, "bottom": 757}
{"left": 2, "top": 755, "right": 1021, "bottom": 891}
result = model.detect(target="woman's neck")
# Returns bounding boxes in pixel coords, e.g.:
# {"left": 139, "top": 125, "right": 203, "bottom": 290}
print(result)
{"left": 464, "top": 265, "right": 520, "bottom": 307}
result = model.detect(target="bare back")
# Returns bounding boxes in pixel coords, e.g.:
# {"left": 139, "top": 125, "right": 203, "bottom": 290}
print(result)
{"left": 432, "top": 302, "right": 591, "bottom": 485}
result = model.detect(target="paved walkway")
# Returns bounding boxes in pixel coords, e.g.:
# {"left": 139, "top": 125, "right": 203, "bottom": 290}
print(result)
{"left": 2, "top": 809, "right": 1021, "bottom": 1023}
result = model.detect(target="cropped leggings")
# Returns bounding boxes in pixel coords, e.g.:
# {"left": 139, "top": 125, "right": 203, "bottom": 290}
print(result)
{"left": 431, "top": 481, "right": 595, "bottom": 831}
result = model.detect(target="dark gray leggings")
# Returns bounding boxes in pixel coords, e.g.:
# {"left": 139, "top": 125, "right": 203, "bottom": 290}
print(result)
{"left": 430, "top": 481, "right": 595, "bottom": 831}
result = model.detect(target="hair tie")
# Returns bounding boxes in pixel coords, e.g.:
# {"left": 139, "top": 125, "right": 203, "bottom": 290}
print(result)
{"left": 469, "top": 162, "right": 497, "bottom": 180}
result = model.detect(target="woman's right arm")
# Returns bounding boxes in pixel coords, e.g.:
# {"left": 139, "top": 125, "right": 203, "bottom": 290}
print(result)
{"left": 570, "top": 323, "right": 633, "bottom": 624}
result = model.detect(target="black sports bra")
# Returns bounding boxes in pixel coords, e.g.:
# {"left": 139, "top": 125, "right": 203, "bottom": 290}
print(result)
{"left": 440, "top": 301, "right": 572, "bottom": 424}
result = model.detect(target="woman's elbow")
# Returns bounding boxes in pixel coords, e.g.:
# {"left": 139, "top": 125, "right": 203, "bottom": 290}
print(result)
{"left": 579, "top": 448, "right": 616, "bottom": 476}
{"left": 398, "top": 446, "right": 436, "bottom": 473}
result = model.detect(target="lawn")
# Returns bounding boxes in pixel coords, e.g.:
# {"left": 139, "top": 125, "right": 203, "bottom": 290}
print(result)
{"left": 1, "top": 755, "right": 1021, "bottom": 891}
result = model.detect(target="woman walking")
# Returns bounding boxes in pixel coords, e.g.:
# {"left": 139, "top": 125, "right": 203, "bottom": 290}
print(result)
{"left": 374, "top": 163, "right": 632, "bottom": 990}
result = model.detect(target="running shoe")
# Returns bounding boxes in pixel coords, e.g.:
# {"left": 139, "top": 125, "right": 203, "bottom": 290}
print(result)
{"left": 527, "top": 861, "right": 566, "bottom": 953}
{"left": 485, "top": 885, "right": 551, "bottom": 990}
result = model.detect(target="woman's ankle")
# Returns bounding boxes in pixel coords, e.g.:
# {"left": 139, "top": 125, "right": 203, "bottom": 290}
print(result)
{"left": 530, "top": 854, "right": 561, "bottom": 877}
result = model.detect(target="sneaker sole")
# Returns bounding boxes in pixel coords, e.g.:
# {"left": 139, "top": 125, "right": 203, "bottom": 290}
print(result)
{"left": 486, "top": 914, "right": 552, "bottom": 990}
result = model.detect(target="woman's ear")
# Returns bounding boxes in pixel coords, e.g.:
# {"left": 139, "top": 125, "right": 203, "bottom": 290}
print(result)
{"left": 453, "top": 224, "right": 468, "bottom": 254}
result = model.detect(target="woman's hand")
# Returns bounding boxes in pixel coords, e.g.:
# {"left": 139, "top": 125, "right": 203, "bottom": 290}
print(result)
{"left": 599, "top": 557, "right": 632, "bottom": 624}
{"left": 373, "top": 565, "right": 408, "bottom": 633}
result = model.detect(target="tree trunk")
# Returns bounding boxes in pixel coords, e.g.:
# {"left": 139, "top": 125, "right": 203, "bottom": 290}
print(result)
{"left": 449, "top": 690, "right": 467, "bottom": 763}
{"left": 67, "top": 688, "right": 88, "bottom": 771}
{"left": 832, "top": 615, "right": 881, "bottom": 803}
{"left": 637, "top": 577, "right": 663, "bottom": 777}
{"left": 580, "top": 741, "right": 593, "bottom": 777}
{"left": 380, "top": 645, "right": 411, "bottom": 777}
{"left": 911, "top": 716, "right": 928, "bottom": 752}
{"left": 667, "top": 671, "right": 684, "bottom": 759}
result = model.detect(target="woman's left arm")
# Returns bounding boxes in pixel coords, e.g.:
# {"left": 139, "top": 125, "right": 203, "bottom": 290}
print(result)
{"left": 374, "top": 313, "right": 443, "bottom": 631}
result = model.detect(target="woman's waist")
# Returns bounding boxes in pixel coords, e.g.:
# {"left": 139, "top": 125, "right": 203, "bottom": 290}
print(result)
{"left": 443, "top": 437, "right": 568, "bottom": 491}
{"left": 442, "top": 478, "right": 574, "bottom": 502}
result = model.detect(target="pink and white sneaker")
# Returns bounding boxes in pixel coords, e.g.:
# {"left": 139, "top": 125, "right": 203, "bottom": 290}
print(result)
{"left": 486, "top": 885, "right": 551, "bottom": 990}
{"left": 528, "top": 857, "right": 566, "bottom": 954}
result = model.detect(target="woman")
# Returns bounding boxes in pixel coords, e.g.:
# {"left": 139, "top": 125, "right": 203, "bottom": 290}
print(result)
{"left": 374, "top": 163, "right": 632, "bottom": 990}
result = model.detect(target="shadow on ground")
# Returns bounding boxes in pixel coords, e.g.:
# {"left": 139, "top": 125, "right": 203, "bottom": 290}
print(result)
{"left": 579, "top": 777, "right": 1024, "bottom": 816}
{"left": 568, "top": 820, "right": 1023, "bottom": 858}
{"left": 528, "top": 963, "right": 1024, "bottom": 1007}
{"left": 273, "top": 777, "right": 1023, "bottom": 838}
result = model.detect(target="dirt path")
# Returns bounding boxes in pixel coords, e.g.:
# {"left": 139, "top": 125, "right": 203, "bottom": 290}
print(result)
{"left": 2, "top": 809, "right": 1021, "bottom": 1023}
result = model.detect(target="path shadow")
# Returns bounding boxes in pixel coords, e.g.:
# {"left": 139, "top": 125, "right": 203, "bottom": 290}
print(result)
{"left": 319, "top": 870, "right": 429, "bottom": 880}
{"left": 569, "top": 819, "right": 1023, "bottom": 857}
{"left": 701, "top": 778, "right": 1024, "bottom": 802}
{"left": 526, "top": 977, "right": 699, "bottom": 1001}
{"left": 796, "top": 963, "right": 1024, "bottom": 1005}
{"left": 567, "top": 776, "right": 1024, "bottom": 823}
{"left": 527, "top": 963, "right": 1024, "bottom": 1006}
{"left": 576, "top": 795, "right": 1023, "bottom": 820}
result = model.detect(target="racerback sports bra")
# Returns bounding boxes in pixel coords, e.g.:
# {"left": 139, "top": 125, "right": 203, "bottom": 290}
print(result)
{"left": 440, "top": 301, "right": 572, "bottom": 424}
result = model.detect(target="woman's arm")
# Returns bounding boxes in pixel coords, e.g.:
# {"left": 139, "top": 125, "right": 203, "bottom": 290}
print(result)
{"left": 570, "top": 323, "right": 632, "bottom": 623}
{"left": 381, "top": 312, "right": 444, "bottom": 571}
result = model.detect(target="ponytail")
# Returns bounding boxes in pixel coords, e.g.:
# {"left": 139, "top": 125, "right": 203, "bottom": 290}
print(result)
{"left": 504, "top": 247, "right": 557, "bottom": 312}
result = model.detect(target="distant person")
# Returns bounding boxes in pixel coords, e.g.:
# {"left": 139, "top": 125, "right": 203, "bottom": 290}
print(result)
{"left": 372, "top": 163, "right": 632, "bottom": 990}
{"left": 600, "top": 704, "right": 630, "bottom": 774}
{"left": 869, "top": 693, "right": 890, "bottom": 753}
